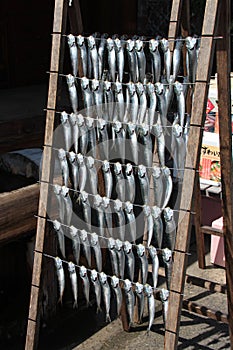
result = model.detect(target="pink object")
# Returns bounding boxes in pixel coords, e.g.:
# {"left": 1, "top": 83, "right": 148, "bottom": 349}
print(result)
{"left": 210, "top": 216, "right": 225, "bottom": 267}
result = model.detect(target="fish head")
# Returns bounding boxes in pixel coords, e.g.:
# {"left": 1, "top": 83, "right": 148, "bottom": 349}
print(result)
{"left": 102, "top": 196, "right": 110, "bottom": 209}
{"left": 104, "top": 81, "right": 112, "bottom": 92}
{"left": 152, "top": 166, "right": 161, "bottom": 179}
{"left": 137, "top": 243, "right": 145, "bottom": 257}
{"left": 114, "top": 38, "right": 122, "bottom": 51}
{"left": 124, "top": 241, "right": 132, "bottom": 253}
{"left": 115, "top": 239, "right": 123, "bottom": 250}
{"left": 87, "top": 35, "right": 96, "bottom": 49}
{"left": 155, "top": 82, "right": 164, "bottom": 95}
{"left": 80, "top": 229, "right": 88, "bottom": 242}
{"left": 152, "top": 123, "right": 162, "bottom": 137}
{"left": 149, "top": 38, "right": 159, "bottom": 52}
{"left": 53, "top": 220, "right": 61, "bottom": 231}
{"left": 144, "top": 283, "right": 153, "bottom": 297}
{"left": 66, "top": 74, "right": 75, "bottom": 87}
{"left": 173, "top": 123, "right": 182, "bottom": 137}
{"left": 162, "top": 248, "right": 172, "bottom": 262}
{"left": 58, "top": 148, "right": 66, "bottom": 161}
{"left": 106, "top": 37, "right": 114, "bottom": 50}
{"left": 77, "top": 153, "right": 84, "bottom": 165}
{"left": 149, "top": 245, "right": 157, "bottom": 258}
{"left": 163, "top": 207, "right": 173, "bottom": 221}
{"left": 77, "top": 35, "right": 85, "bottom": 46}
{"left": 114, "top": 81, "right": 122, "bottom": 94}
{"left": 127, "top": 122, "right": 136, "bottom": 135}
{"left": 86, "top": 116, "right": 95, "bottom": 129}
{"left": 135, "top": 282, "right": 144, "bottom": 294}
{"left": 111, "top": 275, "right": 119, "bottom": 288}
{"left": 69, "top": 113, "right": 78, "bottom": 126}
{"left": 174, "top": 81, "right": 183, "bottom": 95}
{"left": 143, "top": 205, "right": 151, "bottom": 217}
{"left": 136, "top": 82, "right": 145, "bottom": 96}
{"left": 123, "top": 279, "right": 132, "bottom": 292}
{"left": 87, "top": 156, "right": 95, "bottom": 169}
{"left": 77, "top": 114, "right": 85, "bottom": 126}
{"left": 69, "top": 225, "right": 78, "bottom": 239}
{"left": 108, "top": 237, "right": 116, "bottom": 249}
{"left": 147, "top": 82, "right": 155, "bottom": 95}
{"left": 151, "top": 206, "right": 162, "bottom": 219}
{"left": 93, "top": 194, "right": 103, "bottom": 208}
{"left": 80, "top": 191, "right": 88, "bottom": 203}
{"left": 162, "top": 166, "right": 171, "bottom": 178}
{"left": 68, "top": 261, "right": 76, "bottom": 273}
{"left": 135, "top": 39, "right": 143, "bottom": 51}
{"left": 102, "top": 160, "right": 110, "bottom": 172}
{"left": 98, "top": 118, "right": 107, "bottom": 130}
{"left": 61, "top": 111, "right": 69, "bottom": 123}
{"left": 79, "top": 265, "right": 87, "bottom": 277}
{"left": 68, "top": 151, "right": 76, "bottom": 163}
{"left": 113, "top": 121, "right": 122, "bottom": 133}
{"left": 160, "top": 288, "right": 169, "bottom": 301}
{"left": 61, "top": 186, "right": 69, "bottom": 197}
{"left": 99, "top": 271, "right": 107, "bottom": 284}
{"left": 81, "top": 77, "right": 89, "bottom": 90}
{"left": 53, "top": 184, "right": 62, "bottom": 195}
{"left": 185, "top": 36, "right": 196, "bottom": 50}
{"left": 114, "top": 199, "right": 122, "bottom": 212}
{"left": 90, "top": 269, "right": 98, "bottom": 282}
{"left": 67, "top": 34, "right": 76, "bottom": 47}
{"left": 55, "top": 257, "right": 63, "bottom": 269}
{"left": 126, "top": 39, "right": 134, "bottom": 52}
{"left": 92, "top": 79, "right": 100, "bottom": 91}
{"left": 125, "top": 163, "right": 133, "bottom": 176}
{"left": 160, "top": 38, "right": 169, "bottom": 52}
{"left": 114, "top": 162, "right": 122, "bottom": 175}
{"left": 138, "top": 164, "right": 147, "bottom": 178}
{"left": 91, "top": 232, "right": 98, "bottom": 246}
{"left": 125, "top": 201, "right": 133, "bottom": 213}
{"left": 127, "top": 82, "right": 136, "bottom": 96}
{"left": 139, "top": 124, "right": 149, "bottom": 136}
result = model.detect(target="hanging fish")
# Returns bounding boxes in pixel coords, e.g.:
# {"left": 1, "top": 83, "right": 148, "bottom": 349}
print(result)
{"left": 172, "top": 37, "right": 183, "bottom": 80}
{"left": 77, "top": 35, "right": 87, "bottom": 77}
{"left": 60, "top": 111, "right": 72, "bottom": 152}
{"left": 148, "top": 245, "right": 159, "bottom": 290}
{"left": 53, "top": 220, "right": 65, "bottom": 259}
{"left": 160, "top": 288, "right": 169, "bottom": 327}
{"left": 101, "top": 196, "right": 113, "bottom": 237}
{"left": 155, "top": 82, "right": 167, "bottom": 130}
{"left": 77, "top": 114, "right": 88, "bottom": 156}
{"left": 126, "top": 82, "right": 138, "bottom": 124}
{"left": 115, "top": 239, "right": 125, "bottom": 279}
{"left": 126, "top": 39, "right": 138, "bottom": 83}
{"left": 57, "top": 148, "right": 69, "bottom": 187}
{"left": 92, "top": 79, "right": 103, "bottom": 118}
{"left": 60, "top": 186, "right": 73, "bottom": 227}
{"left": 123, "top": 279, "right": 135, "bottom": 327}
{"left": 124, "top": 201, "right": 136, "bottom": 243}
{"left": 102, "top": 160, "right": 113, "bottom": 198}
{"left": 106, "top": 38, "right": 116, "bottom": 82}
{"left": 90, "top": 232, "right": 102, "bottom": 272}
{"left": 185, "top": 36, "right": 197, "bottom": 88}
{"left": 90, "top": 269, "right": 102, "bottom": 313}
{"left": 93, "top": 194, "right": 105, "bottom": 238}
{"left": 110, "top": 275, "right": 122, "bottom": 317}
{"left": 143, "top": 206, "right": 154, "bottom": 247}
{"left": 80, "top": 191, "right": 91, "bottom": 231}
{"left": 135, "top": 39, "right": 146, "bottom": 83}
{"left": 183, "top": 114, "right": 190, "bottom": 148}
{"left": 87, "top": 35, "right": 99, "bottom": 80}
{"left": 135, "top": 282, "right": 145, "bottom": 324}
{"left": 138, "top": 125, "right": 153, "bottom": 168}
{"left": 136, "top": 244, "right": 148, "bottom": 284}
{"left": 76, "top": 153, "right": 87, "bottom": 193}
{"left": 164, "top": 207, "right": 176, "bottom": 251}
{"left": 149, "top": 38, "right": 161, "bottom": 83}
{"left": 68, "top": 151, "right": 78, "bottom": 191}
{"left": 123, "top": 84, "right": 131, "bottom": 123}
{"left": 67, "top": 34, "right": 78, "bottom": 77}
{"left": 68, "top": 261, "right": 78, "bottom": 308}
{"left": 160, "top": 38, "right": 171, "bottom": 83}
{"left": 54, "top": 256, "right": 65, "bottom": 304}
{"left": 123, "top": 241, "right": 135, "bottom": 281}
{"left": 86, "top": 156, "right": 98, "bottom": 195}
{"left": 113, "top": 82, "right": 125, "bottom": 122}
{"left": 138, "top": 165, "right": 150, "bottom": 205}
{"left": 69, "top": 113, "right": 78, "bottom": 154}
{"left": 112, "top": 121, "right": 125, "bottom": 162}
{"left": 69, "top": 225, "right": 80, "bottom": 265}
{"left": 136, "top": 82, "right": 147, "bottom": 125}
{"left": 85, "top": 117, "right": 97, "bottom": 158}
{"left": 174, "top": 81, "right": 185, "bottom": 129}
{"left": 126, "top": 123, "right": 138, "bottom": 165}
{"left": 144, "top": 284, "right": 155, "bottom": 333}
{"left": 53, "top": 184, "right": 64, "bottom": 224}
{"left": 108, "top": 238, "right": 119, "bottom": 276}
{"left": 151, "top": 206, "right": 163, "bottom": 249}
{"left": 79, "top": 265, "right": 90, "bottom": 306}
{"left": 162, "top": 166, "right": 173, "bottom": 209}
{"left": 114, "top": 38, "right": 125, "bottom": 83}
{"left": 98, "top": 33, "right": 108, "bottom": 79}
{"left": 99, "top": 272, "right": 111, "bottom": 322}
{"left": 152, "top": 122, "right": 165, "bottom": 168}
{"left": 172, "top": 123, "right": 186, "bottom": 180}
{"left": 80, "top": 229, "right": 91, "bottom": 267}
{"left": 114, "top": 162, "right": 125, "bottom": 202}
{"left": 103, "top": 81, "right": 114, "bottom": 121}
{"left": 98, "top": 119, "right": 109, "bottom": 160}
{"left": 152, "top": 166, "right": 163, "bottom": 208}
{"left": 80, "top": 77, "right": 94, "bottom": 110}
{"left": 125, "top": 163, "right": 136, "bottom": 203}
{"left": 162, "top": 247, "right": 173, "bottom": 290}
{"left": 147, "top": 82, "right": 157, "bottom": 127}
{"left": 66, "top": 74, "right": 78, "bottom": 114}
{"left": 113, "top": 199, "right": 125, "bottom": 241}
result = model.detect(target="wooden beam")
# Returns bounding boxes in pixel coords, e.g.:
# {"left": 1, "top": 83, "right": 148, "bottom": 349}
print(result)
{"left": 216, "top": 0, "right": 233, "bottom": 346}
{"left": 168, "top": 0, "right": 183, "bottom": 51}
{"left": 186, "top": 274, "right": 227, "bottom": 294}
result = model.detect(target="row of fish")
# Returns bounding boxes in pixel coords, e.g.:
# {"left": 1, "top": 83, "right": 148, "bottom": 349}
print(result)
{"left": 54, "top": 256, "right": 169, "bottom": 331}
{"left": 67, "top": 33, "right": 199, "bottom": 86}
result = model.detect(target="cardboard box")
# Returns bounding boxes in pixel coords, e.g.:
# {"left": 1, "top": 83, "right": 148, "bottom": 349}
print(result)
{"left": 210, "top": 217, "right": 225, "bottom": 267}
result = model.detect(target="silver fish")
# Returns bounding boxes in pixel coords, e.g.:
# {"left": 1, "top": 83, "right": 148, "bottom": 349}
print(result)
{"left": 77, "top": 35, "right": 87, "bottom": 77}
{"left": 152, "top": 122, "right": 165, "bottom": 167}
{"left": 136, "top": 82, "right": 147, "bottom": 125}
{"left": 162, "top": 247, "right": 173, "bottom": 290}
{"left": 68, "top": 151, "right": 78, "bottom": 191}
{"left": 86, "top": 156, "right": 98, "bottom": 195}
{"left": 123, "top": 279, "right": 135, "bottom": 326}
{"left": 126, "top": 39, "right": 138, "bottom": 83}
{"left": 115, "top": 239, "right": 125, "bottom": 279}
{"left": 67, "top": 34, "right": 78, "bottom": 77}
{"left": 152, "top": 166, "right": 163, "bottom": 208}
{"left": 113, "top": 199, "right": 125, "bottom": 241}
{"left": 114, "top": 82, "right": 125, "bottom": 122}
{"left": 144, "top": 284, "right": 155, "bottom": 333}
{"left": 76, "top": 153, "right": 87, "bottom": 192}
{"left": 80, "top": 77, "right": 94, "bottom": 110}
{"left": 114, "top": 162, "right": 125, "bottom": 202}
{"left": 87, "top": 36, "right": 99, "bottom": 80}
{"left": 99, "top": 272, "right": 111, "bottom": 322}
{"left": 102, "top": 196, "right": 113, "bottom": 237}
{"left": 92, "top": 79, "right": 103, "bottom": 118}
{"left": 85, "top": 117, "right": 96, "bottom": 158}
{"left": 102, "top": 160, "right": 113, "bottom": 198}
{"left": 125, "top": 163, "right": 136, "bottom": 203}
{"left": 162, "top": 166, "right": 173, "bottom": 209}
{"left": 98, "top": 119, "right": 109, "bottom": 160}
{"left": 93, "top": 194, "right": 105, "bottom": 238}
{"left": 160, "top": 288, "right": 169, "bottom": 327}
{"left": 147, "top": 82, "right": 157, "bottom": 127}
{"left": 77, "top": 114, "right": 88, "bottom": 155}
{"left": 149, "top": 39, "right": 161, "bottom": 83}
{"left": 66, "top": 74, "right": 78, "bottom": 113}
{"left": 138, "top": 165, "right": 150, "bottom": 205}
{"left": 185, "top": 36, "right": 197, "bottom": 88}
{"left": 138, "top": 125, "right": 153, "bottom": 168}
{"left": 135, "top": 282, "right": 145, "bottom": 323}
{"left": 98, "top": 33, "right": 108, "bottom": 79}
{"left": 172, "top": 37, "right": 183, "bottom": 80}
{"left": 60, "top": 111, "right": 72, "bottom": 152}
{"left": 112, "top": 121, "right": 125, "bottom": 161}
{"left": 79, "top": 265, "right": 90, "bottom": 306}
{"left": 123, "top": 241, "right": 135, "bottom": 281}
{"left": 136, "top": 244, "right": 148, "bottom": 284}
{"left": 127, "top": 82, "right": 138, "bottom": 124}
{"left": 114, "top": 38, "right": 125, "bottom": 83}
{"left": 58, "top": 148, "right": 69, "bottom": 187}
{"left": 53, "top": 184, "right": 64, "bottom": 223}
{"left": 54, "top": 257, "right": 65, "bottom": 304}
{"left": 69, "top": 225, "right": 80, "bottom": 265}
{"left": 69, "top": 113, "right": 78, "bottom": 153}
{"left": 123, "top": 85, "right": 131, "bottom": 123}
{"left": 148, "top": 245, "right": 159, "bottom": 289}
{"left": 90, "top": 232, "right": 102, "bottom": 272}
{"left": 80, "top": 229, "right": 91, "bottom": 267}
{"left": 164, "top": 207, "right": 176, "bottom": 251}
{"left": 80, "top": 191, "right": 91, "bottom": 231}
{"left": 183, "top": 114, "right": 190, "bottom": 148}
{"left": 155, "top": 82, "right": 167, "bottom": 130}
{"left": 90, "top": 269, "right": 102, "bottom": 313}
{"left": 143, "top": 206, "right": 154, "bottom": 247}
{"left": 107, "top": 38, "right": 116, "bottom": 82}
{"left": 174, "top": 81, "right": 185, "bottom": 129}
{"left": 124, "top": 201, "right": 136, "bottom": 243}
{"left": 126, "top": 122, "right": 138, "bottom": 165}
{"left": 111, "top": 275, "right": 122, "bottom": 317}
{"left": 53, "top": 220, "right": 65, "bottom": 259}
{"left": 135, "top": 39, "right": 146, "bottom": 83}
{"left": 108, "top": 238, "right": 119, "bottom": 276}
{"left": 103, "top": 81, "right": 114, "bottom": 121}
{"left": 68, "top": 261, "right": 78, "bottom": 308}
{"left": 172, "top": 123, "right": 186, "bottom": 179}
{"left": 151, "top": 206, "right": 163, "bottom": 249}
{"left": 160, "top": 38, "right": 171, "bottom": 83}
{"left": 60, "top": 186, "right": 73, "bottom": 226}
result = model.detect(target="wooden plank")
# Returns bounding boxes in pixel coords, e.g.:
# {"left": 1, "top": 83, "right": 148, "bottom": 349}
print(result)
{"left": 201, "top": 226, "right": 223, "bottom": 237}
{"left": 194, "top": 177, "right": 206, "bottom": 268}
{"left": 168, "top": 0, "right": 183, "bottom": 51}
{"left": 216, "top": 0, "right": 233, "bottom": 345}
{"left": 186, "top": 275, "right": 227, "bottom": 294}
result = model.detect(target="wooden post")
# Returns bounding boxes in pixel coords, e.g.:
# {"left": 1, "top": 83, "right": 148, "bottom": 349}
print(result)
{"left": 168, "top": 0, "right": 183, "bottom": 51}
{"left": 216, "top": 0, "right": 233, "bottom": 346}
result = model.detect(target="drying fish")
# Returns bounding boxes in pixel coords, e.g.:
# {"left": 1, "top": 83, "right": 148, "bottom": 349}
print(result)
{"left": 185, "top": 36, "right": 197, "bottom": 88}
{"left": 135, "top": 282, "right": 145, "bottom": 323}
{"left": 115, "top": 239, "right": 125, "bottom": 279}
{"left": 123, "top": 85, "right": 131, "bottom": 123}
{"left": 152, "top": 166, "right": 163, "bottom": 208}
{"left": 61, "top": 186, "right": 73, "bottom": 226}
{"left": 126, "top": 122, "right": 138, "bottom": 165}
{"left": 108, "top": 238, "right": 119, "bottom": 276}
{"left": 80, "top": 229, "right": 91, "bottom": 266}
{"left": 67, "top": 34, "right": 78, "bottom": 77}
{"left": 114, "top": 38, "right": 125, "bottom": 83}
{"left": 144, "top": 284, "right": 155, "bottom": 333}
{"left": 162, "top": 248, "right": 173, "bottom": 290}
{"left": 77, "top": 114, "right": 88, "bottom": 155}
{"left": 172, "top": 37, "right": 183, "bottom": 80}
{"left": 172, "top": 123, "right": 186, "bottom": 179}
{"left": 92, "top": 79, "right": 103, "bottom": 118}
{"left": 152, "top": 122, "right": 165, "bottom": 167}
{"left": 110, "top": 275, "right": 122, "bottom": 317}
{"left": 76, "top": 153, "right": 87, "bottom": 193}
{"left": 149, "top": 38, "right": 161, "bottom": 83}
{"left": 86, "top": 156, "right": 98, "bottom": 195}
{"left": 87, "top": 35, "right": 99, "bottom": 80}
{"left": 125, "top": 163, "right": 136, "bottom": 203}
{"left": 66, "top": 74, "right": 78, "bottom": 114}
{"left": 124, "top": 201, "right": 136, "bottom": 243}
{"left": 101, "top": 197, "right": 113, "bottom": 237}
{"left": 98, "top": 119, "right": 109, "bottom": 160}
{"left": 69, "top": 225, "right": 80, "bottom": 265}
{"left": 68, "top": 151, "right": 78, "bottom": 191}
{"left": 123, "top": 241, "right": 135, "bottom": 281}
{"left": 53, "top": 220, "right": 65, "bottom": 259}
{"left": 136, "top": 82, "right": 147, "bottom": 125}
{"left": 136, "top": 244, "right": 148, "bottom": 284}
{"left": 143, "top": 206, "right": 154, "bottom": 247}
{"left": 138, "top": 165, "right": 150, "bottom": 205}
{"left": 164, "top": 207, "right": 176, "bottom": 251}
{"left": 160, "top": 38, "right": 171, "bottom": 83}
{"left": 79, "top": 265, "right": 90, "bottom": 306}
{"left": 148, "top": 245, "right": 159, "bottom": 289}
{"left": 99, "top": 272, "right": 111, "bottom": 322}
{"left": 60, "top": 111, "right": 72, "bottom": 152}
{"left": 135, "top": 39, "right": 146, "bottom": 83}
{"left": 80, "top": 77, "right": 94, "bottom": 110}
{"left": 112, "top": 121, "right": 125, "bottom": 161}
{"left": 98, "top": 33, "right": 108, "bottom": 79}
{"left": 113, "top": 199, "right": 125, "bottom": 241}
{"left": 147, "top": 82, "right": 157, "bottom": 127}
{"left": 85, "top": 117, "right": 96, "bottom": 158}
{"left": 90, "top": 232, "right": 102, "bottom": 272}
{"left": 160, "top": 288, "right": 169, "bottom": 326}
{"left": 90, "top": 269, "right": 102, "bottom": 313}
{"left": 138, "top": 125, "right": 153, "bottom": 168}
{"left": 80, "top": 191, "right": 91, "bottom": 231}
{"left": 183, "top": 114, "right": 190, "bottom": 148}
{"left": 93, "top": 194, "right": 105, "bottom": 238}
{"left": 69, "top": 113, "right": 79, "bottom": 153}
{"left": 53, "top": 184, "right": 64, "bottom": 223}
{"left": 162, "top": 166, "right": 173, "bottom": 209}
{"left": 174, "top": 81, "right": 185, "bottom": 129}
{"left": 58, "top": 148, "right": 69, "bottom": 187}
{"left": 126, "top": 39, "right": 138, "bottom": 83}
{"left": 151, "top": 206, "right": 163, "bottom": 249}
{"left": 68, "top": 261, "right": 78, "bottom": 308}
{"left": 123, "top": 279, "right": 135, "bottom": 327}
{"left": 114, "top": 82, "right": 124, "bottom": 122}
{"left": 114, "top": 162, "right": 125, "bottom": 202}
{"left": 155, "top": 82, "right": 167, "bottom": 130}
{"left": 103, "top": 81, "right": 114, "bottom": 121}
{"left": 102, "top": 160, "right": 113, "bottom": 198}
{"left": 107, "top": 38, "right": 116, "bottom": 81}
{"left": 77, "top": 35, "right": 87, "bottom": 77}
{"left": 54, "top": 257, "right": 65, "bottom": 304}
{"left": 127, "top": 82, "right": 138, "bottom": 124}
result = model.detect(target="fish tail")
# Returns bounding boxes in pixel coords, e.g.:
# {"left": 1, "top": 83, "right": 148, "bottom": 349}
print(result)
{"left": 73, "top": 301, "right": 78, "bottom": 309}
{"left": 106, "top": 314, "right": 111, "bottom": 323}
{"left": 58, "top": 296, "right": 63, "bottom": 305}
{"left": 96, "top": 306, "right": 102, "bottom": 313}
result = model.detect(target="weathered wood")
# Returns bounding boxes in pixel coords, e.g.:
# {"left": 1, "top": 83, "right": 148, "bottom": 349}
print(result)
{"left": 186, "top": 275, "right": 227, "bottom": 294}
{"left": 168, "top": 0, "right": 183, "bottom": 51}
{"left": 201, "top": 226, "right": 223, "bottom": 237}
{"left": 194, "top": 177, "right": 206, "bottom": 268}
{"left": 216, "top": 0, "right": 233, "bottom": 345}
{"left": 0, "top": 183, "right": 39, "bottom": 244}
